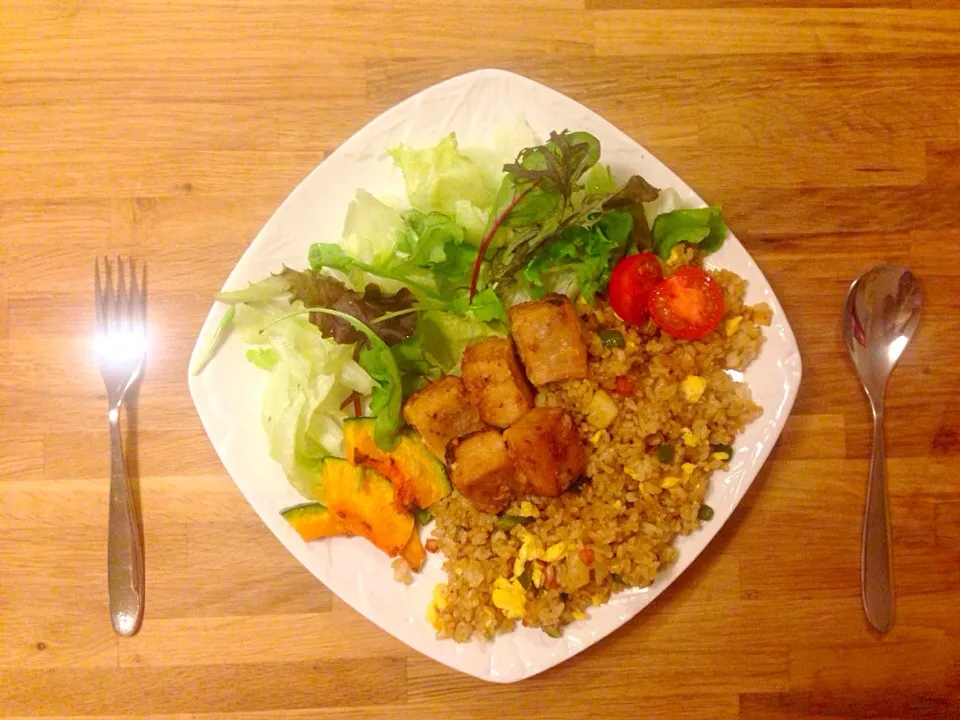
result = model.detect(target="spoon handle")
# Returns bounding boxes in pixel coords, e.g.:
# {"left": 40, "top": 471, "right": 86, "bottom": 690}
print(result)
{"left": 862, "top": 406, "right": 894, "bottom": 633}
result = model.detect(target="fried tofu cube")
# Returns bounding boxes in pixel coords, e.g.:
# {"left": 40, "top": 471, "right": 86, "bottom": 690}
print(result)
{"left": 461, "top": 338, "right": 534, "bottom": 428}
{"left": 504, "top": 407, "right": 586, "bottom": 497}
{"left": 508, "top": 294, "right": 588, "bottom": 386}
{"left": 445, "top": 429, "right": 522, "bottom": 514}
{"left": 402, "top": 375, "right": 486, "bottom": 461}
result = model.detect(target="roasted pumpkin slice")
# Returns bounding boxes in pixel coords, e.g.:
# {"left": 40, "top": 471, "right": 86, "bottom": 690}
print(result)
{"left": 343, "top": 418, "right": 451, "bottom": 510}
{"left": 399, "top": 529, "right": 426, "bottom": 571}
{"left": 281, "top": 502, "right": 348, "bottom": 541}
{"left": 322, "top": 457, "right": 414, "bottom": 557}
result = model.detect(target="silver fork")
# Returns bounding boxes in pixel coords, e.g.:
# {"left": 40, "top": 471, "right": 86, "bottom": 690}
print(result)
{"left": 94, "top": 256, "right": 147, "bottom": 637}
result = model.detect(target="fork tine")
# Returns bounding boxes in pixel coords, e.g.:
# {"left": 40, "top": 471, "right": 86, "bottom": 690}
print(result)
{"left": 128, "top": 256, "right": 146, "bottom": 336}
{"left": 116, "top": 254, "right": 127, "bottom": 331}
{"left": 139, "top": 260, "right": 148, "bottom": 332}
{"left": 104, "top": 256, "right": 115, "bottom": 331}
{"left": 94, "top": 257, "right": 104, "bottom": 330}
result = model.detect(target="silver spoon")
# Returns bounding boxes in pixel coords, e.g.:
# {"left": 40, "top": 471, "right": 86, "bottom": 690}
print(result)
{"left": 842, "top": 264, "right": 921, "bottom": 633}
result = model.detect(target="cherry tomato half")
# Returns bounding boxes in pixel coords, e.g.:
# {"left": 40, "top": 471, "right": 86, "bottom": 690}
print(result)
{"left": 647, "top": 266, "right": 724, "bottom": 340}
{"left": 607, "top": 252, "right": 663, "bottom": 325}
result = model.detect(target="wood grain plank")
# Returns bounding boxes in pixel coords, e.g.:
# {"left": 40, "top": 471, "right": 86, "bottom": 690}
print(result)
{"left": 0, "top": 294, "right": 7, "bottom": 341}
{"left": 740, "top": 690, "right": 960, "bottom": 720}
{"left": 762, "top": 414, "right": 845, "bottom": 460}
{"left": 0, "top": 150, "right": 324, "bottom": 202}
{"left": 936, "top": 502, "right": 960, "bottom": 549}
{"left": 0, "top": 102, "right": 366, "bottom": 154}
{"left": 0, "top": 439, "right": 44, "bottom": 483}
{"left": 43, "top": 431, "right": 223, "bottom": 482}
{"left": 0, "top": 696, "right": 739, "bottom": 720}
{"left": 119, "top": 612, "right": 409, "bottom": 667}
{"left": 787, "top": 640, "right": 960, "bottom": 694}
{"left": 2, "top": 6, "right": 595, "bottom": 73}
{"left": 590, "top": 0, "right": 913, "bottom": 7}
{"left": 407, "top": 649, "right": 787, "bottom": 700}
{"left": 158, "top": 523, "right": 334, "bottom": 618}
{"left": 0, "top": 478, "right": 248, "bottom": 530}
{"left": 658, "top": 140, "right": 926, "bottom": 189}
{"left": 595, "top": 10, "right": 960, "bottom": 56}
{"left": 0, "top": 659, "right": 406, "bottom": 715}
{"left": 0, "top": 528, "right": 119, "bottom": 670}
{"left": 698, "top": 88, "right": 958, "bottom": 145}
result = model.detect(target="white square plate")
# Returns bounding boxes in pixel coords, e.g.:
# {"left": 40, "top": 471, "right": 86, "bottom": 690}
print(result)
{"left": 188, "top": 69, "right": 802, "bottom": 683}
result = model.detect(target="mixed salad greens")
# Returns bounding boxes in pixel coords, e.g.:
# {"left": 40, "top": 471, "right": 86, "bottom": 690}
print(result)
{"left": 195, "top": 126, "right": 727, "bottom": 500}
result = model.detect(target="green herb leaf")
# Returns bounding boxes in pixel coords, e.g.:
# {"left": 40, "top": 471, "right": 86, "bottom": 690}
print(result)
{"left": 416, "top": 310, "right": 503, "bottom": 373}
{"left": 388, "top": 134, "right": 498, "bottom": 236}
{"left": 583, "top": 163, "right": 618, "bottom": 196}
{"left": 470, "top": 130, "right": 604, "bottom": 299}
{"left": 308, "top": 243, "right": 439, "bottom": 300}
{"left": 191, "top": 305, "right": 235, "bottom": 375}
{"left": 246, "top": 346, "right": 279, "bottom": 370}
{"left": 517, "top": 209, "right": 634, "bottom": 305}
{"left": 306, "top": 308, "right": 403, "bottom": 451}
{"left": 651, "top": 206, "right": 727, "bottom": 259}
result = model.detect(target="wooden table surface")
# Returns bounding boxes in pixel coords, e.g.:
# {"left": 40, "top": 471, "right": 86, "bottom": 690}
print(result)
{"left": 3, "top": 2, "right": 960, "bottom": 718}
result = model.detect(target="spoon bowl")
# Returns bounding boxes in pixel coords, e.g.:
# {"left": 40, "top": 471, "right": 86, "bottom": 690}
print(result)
{"left": 842, "top": 264, "right": 922, "bottom": 633}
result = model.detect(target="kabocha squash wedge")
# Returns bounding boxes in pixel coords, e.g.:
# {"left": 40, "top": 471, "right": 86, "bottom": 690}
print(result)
{"left": 399, "top": 529, "right": 426, "bottom": 571}
{"left": 321, "top": 457, "right": 414, "bottom": 557}
{"left": 281, "top": 502, "right": 348, "bottom": 541}
{"left": 343, "top": 418, "right": 451, "bottom": 510}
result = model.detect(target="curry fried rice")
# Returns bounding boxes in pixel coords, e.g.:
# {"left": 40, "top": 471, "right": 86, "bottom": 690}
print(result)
{"left": 427, "top": 259, "right": 772, "bottom": 641}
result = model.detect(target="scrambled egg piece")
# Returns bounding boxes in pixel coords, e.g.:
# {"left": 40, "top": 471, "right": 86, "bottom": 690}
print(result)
{"left": 591, "top": 594, "right": 604, "bottom": 606}
{"left": 681, "top": 462, "right": 696, "bottom": 475}
{"left": 589, "top": 430, "right": 603, "bottom": 445}
{"left": 513, "top": 557, "right": 525, "bottom": 578}
{"left": 517, "top": 527, "right": 545, "bottom": 563}
{"left": 492, "top": 577, "right": 526, "bottom": 619}
{"left": 426, "top": 584, "right": 449, "bottom": 629}
{"left": 668, "top": 245, "right": 683, "bottom": 264}
{"left": 681, "top": 427, "right": 699, "bottom": 447}
{"left": 572, "top": 610, "right": 587, "bottom": 620}
{"left": 544, "top": 542, "right": 567, "bottom": 563}
{"left": 681, "top": 375, "right": 707, "bottom": 403}
{"left": 516, "top": 501, "right": 540, "bottom": 519}
{"left": 661, "top": 476, "right": 682, "bottom": 489}
{"left": 712, "top": 451, "right": 731, "bottom": 462}
{"left": 725, "top": 316, "right": 743, "bottom": 337}
{"left": 532, "top": 563, "right": 544, "bottom": 589}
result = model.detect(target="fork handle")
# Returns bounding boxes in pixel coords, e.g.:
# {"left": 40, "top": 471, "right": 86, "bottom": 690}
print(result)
{"left": 108, "top": 407, "right": 145, "bottom": 636}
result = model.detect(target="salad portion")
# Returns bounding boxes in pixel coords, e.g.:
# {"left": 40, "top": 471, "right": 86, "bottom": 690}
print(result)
{"left": 195, "top": 127, "right": 734, "bottom": 582}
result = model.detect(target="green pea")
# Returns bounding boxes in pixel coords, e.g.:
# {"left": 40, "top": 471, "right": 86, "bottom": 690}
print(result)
{"left": 710, "top": 443, "right": 734, "bottom": 457}
{"left": 496, "top": 514, "right": 528, "bottom": 530}
{"left": 598, "top": 328, "right": 625, "bottom": 349}
{"left": 698, "top": 504, "right": 715, "bottom": 521}
{"left": 657, "top": 443, "right": 675, "bottom": 463}
{"left": 413, "top": 508, "right": 433, "bottom": 525}
{"left": 544, "top": 626, "right": 562, "bottom": 639}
